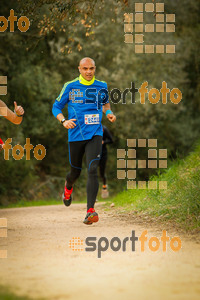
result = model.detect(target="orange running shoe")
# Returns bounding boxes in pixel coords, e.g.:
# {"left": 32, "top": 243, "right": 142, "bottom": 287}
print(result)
{"left": 83, "top": 208, "right": 99, "bottom": 225}
{"left": 62, "top": 186, "right": 73, "bottom": 207}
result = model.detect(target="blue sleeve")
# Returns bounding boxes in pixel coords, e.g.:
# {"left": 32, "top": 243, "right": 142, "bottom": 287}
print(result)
{"left": 52, "top": 83, "right": 69, "bottom": 118}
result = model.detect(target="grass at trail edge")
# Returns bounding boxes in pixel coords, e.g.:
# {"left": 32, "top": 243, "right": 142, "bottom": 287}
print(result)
{"left": 109, "top": 143, "right": 200, "bottom": 231}
{"left": 0, "top": 198, "right": 89, "bottom": 208}
{"left": 0, "top": 285, "right": 45, "bottom": 300}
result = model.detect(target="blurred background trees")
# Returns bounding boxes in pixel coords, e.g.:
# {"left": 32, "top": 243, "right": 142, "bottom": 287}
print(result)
{"left": 0, "top": 0, "right": 199, "bottom": 204}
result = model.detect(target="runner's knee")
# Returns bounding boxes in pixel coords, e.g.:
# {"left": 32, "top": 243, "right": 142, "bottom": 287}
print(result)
{"left": 88, "top": 160, "right": 99, "bottom": 175}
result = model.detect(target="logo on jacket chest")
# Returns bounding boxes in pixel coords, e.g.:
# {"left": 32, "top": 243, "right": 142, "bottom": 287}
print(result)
{"left": 69, "top": 89, "right": 83, "bottom": 103}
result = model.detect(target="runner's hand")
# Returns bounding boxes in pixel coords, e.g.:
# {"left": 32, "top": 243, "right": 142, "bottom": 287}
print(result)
{"left": 14, "top": 101, "right": 24, "bottom": 116}
{"left": 107, "top": 114, "right": 116, "bottom": 123}
{"left": 63, "top": 119, "right": 76, "bottom": 129}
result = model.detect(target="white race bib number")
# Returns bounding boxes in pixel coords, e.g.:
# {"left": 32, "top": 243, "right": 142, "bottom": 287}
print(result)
{"left": 85, "top": 114, "right": 100, "bottom": 125}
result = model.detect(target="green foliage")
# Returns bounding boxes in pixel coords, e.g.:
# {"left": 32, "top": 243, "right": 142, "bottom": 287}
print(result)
{"left": 0, "top": 156, "right": 37, "bottom": 205}
{"left": 111, "top": 141, "right": 200, "bottom": 231}
{"left": 0, "top": 0, "right": 199, "bottom": 204}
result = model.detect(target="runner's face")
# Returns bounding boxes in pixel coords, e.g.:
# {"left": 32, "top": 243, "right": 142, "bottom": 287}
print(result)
{"left": 79, "top": 60, "right": 96, "bottom": 81}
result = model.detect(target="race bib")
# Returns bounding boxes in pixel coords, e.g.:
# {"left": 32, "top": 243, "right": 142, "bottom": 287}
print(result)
{"left": 85, "top": 114, "right": 100, "bottom": 125}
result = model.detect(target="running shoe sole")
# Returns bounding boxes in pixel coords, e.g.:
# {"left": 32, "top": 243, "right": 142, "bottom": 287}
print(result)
{"left": 83, "top": 212, "right": 99, "bottom": 225}
{"left": 62, "top": 193, "right": 72, "bottom": 207}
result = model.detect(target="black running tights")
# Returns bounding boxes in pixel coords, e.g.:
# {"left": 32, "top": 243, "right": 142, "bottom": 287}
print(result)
{"left": 66, "top": 135, "right": 102, "bottom": 211}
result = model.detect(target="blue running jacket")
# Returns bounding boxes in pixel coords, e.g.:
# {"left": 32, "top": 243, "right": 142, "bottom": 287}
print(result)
{"left": 52, "top": 75, "right": 109, "bottom": 142}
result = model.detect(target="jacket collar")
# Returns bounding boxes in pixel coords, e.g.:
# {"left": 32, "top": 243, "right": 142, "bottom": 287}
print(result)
{"left": 79, "top": 74, "right": 95, "bottom": 85}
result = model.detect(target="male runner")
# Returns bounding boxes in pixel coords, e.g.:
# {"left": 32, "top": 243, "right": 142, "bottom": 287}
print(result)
{"left": 52, "top": 57, "right": 116, "bottom": 225}
{"left": 0, "top": 100, "right": 24, "bottom": 150}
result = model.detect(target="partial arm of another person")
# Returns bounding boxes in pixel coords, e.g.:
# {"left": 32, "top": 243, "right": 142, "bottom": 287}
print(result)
{"left": 0, "top": 100, "right": 24, "bottom": 125}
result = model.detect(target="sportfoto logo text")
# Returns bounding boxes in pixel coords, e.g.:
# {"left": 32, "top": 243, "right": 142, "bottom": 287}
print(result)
{"left": 2, "top": 138, "right": 46, "bottom": 161}
{"left": 0, "top": 9, "right": 30, "bottom": 33}
{"left": 70, "top": 81, "right": 182, "bottom": 107}
{"left": 69, "top": 230, "right": 182, "bottom": 258}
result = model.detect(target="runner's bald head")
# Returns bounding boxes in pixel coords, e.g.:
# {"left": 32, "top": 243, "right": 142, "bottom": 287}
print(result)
{"left": 78, "top": 57, "right": 96, "bottom": 81}
{"left": 79, "top": 57, "right": 95, "bottom": 67}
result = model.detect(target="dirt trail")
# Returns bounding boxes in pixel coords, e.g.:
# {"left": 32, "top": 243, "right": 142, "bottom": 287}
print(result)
{"left": 0, "top": 203, "right": 200, "bottom": 300}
